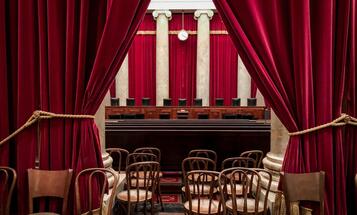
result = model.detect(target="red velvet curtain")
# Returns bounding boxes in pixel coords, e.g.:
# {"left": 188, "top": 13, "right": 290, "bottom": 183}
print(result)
{"left": 214, "top": 0, "right": 356, "bottom": 214}
{"left": 0, "top": 0, "right": 149, "bottom": 214}
{"left": 209, "top": 14, "right": 238, "bottom": 106}
{"left": 129, "top": 14, "right": 156, "bottom": 105}
{"left": 169, "top": 14, "right": 197, "bottom": 106}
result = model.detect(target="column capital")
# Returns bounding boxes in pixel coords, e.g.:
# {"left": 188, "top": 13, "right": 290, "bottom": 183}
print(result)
{"left": 152, "top": 10, "right": 172, "bottom": 20}
{"left": 194, "top": 10, "right": 214, "bottom": 20}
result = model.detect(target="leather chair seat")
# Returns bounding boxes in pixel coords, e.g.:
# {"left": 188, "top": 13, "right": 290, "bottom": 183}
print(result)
{"left": 184, "top": 199, "right": 222, "bottom": 214}
{"left": 117, "top": 189, "right": 153, "bottom": 202}
{"left": 226, "top": 198, "right": 264, "bottom": 213}
{"left": 181, "top": 184, "right": 217, "bottom": 194}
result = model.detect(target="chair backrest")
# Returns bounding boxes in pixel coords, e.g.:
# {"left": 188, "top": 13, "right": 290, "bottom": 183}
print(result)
{"left": 215, "top": 98, "right": 224, "bottom": 106}
{"left": 184, "top": 170, "right": 221, "bottom": 214}
{"left": 232, "top": 98, "right": 241, "bottom": 106}
{"left": 281, "top": 171, "right": 325, "bottom": 215}
{"left": 247, "top": 98, "right": 257, "bottom": 106}
{"left": 75, "top": 168, "right": 119, "bottom": 215}
{"left": 125, "top": 161, "right": 160, "bottom": 203}
{"left": 163, "top": 98, "right": 172, "bottom": 106}
{"left": 182, "top": 157, "right": 216, "bottom": 181}
{"left": 188, "top": 149, "right": 217, "bottom": 164}
{"left": 193, "top": 98, "right": 202, "bottom": 106}
{"left": 219, "top": 167, "right": 271, "bottom": 215}
{"left": 106, "top": 148, "right": 129, "bottom": 173}
{"left": 126, "top": 153, "right": 158, "bottom": 167}
{"left": 110, "top": 97, "right": 119, "bottom": 106}
{"left": 0, "top": 167, "right": 17, "bottom": 215}
{"left": 221, "top": 157, "right": 257, "bottom": 170}
{"left": 133, "top": 147, "right": 161, "bottom": 162}
{"left": 28, "top": 169, "right": 73, "bottom": 214}
{"left": 240, "top": 150, "right": 264, "bottom": 168}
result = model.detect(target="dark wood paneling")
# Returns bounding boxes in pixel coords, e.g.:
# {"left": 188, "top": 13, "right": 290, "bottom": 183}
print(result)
{"left": 106, "top": 119, "right": 270, "bottom": 171}
{"left": 105, "top": 106, "right": 267, "bottom": 120}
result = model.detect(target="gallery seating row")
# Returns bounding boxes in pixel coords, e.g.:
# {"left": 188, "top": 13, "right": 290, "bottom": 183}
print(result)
{"left": 110, "top": 97, "right": 258, "bottom": 107}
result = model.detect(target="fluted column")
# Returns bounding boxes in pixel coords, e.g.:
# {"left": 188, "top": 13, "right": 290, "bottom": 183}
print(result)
{"left": 260, "top": 110, "right": 289, "bottom": 213}
{"left": 115, "top": 54, "right": 129, "bottom": 106}
{"left": 153, "top": 10, "right": 171, "bottom": 106}
{"left": 194, "top": 10, "right": 214, "bottom": 106}
{"left": 237, "top": 55, "right": 251, "bottom": 106}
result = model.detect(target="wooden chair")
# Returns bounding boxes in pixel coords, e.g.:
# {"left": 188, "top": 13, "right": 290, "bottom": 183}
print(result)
{"left": 183, "top": 170, "right": 222, "bottom": 215}
{"left": 221, "top": 157, "right": 257, "bottom": 170}
{"left": 106, "top": 148, "right": 129, "bottom": 173}
{"left": 188, "top": 149, "right": 217, "bottom": 164}
{"left": 219, "top": 168, "right": 271, "bottom": 215}
{"left": 133, "top": 147, "right": 161, "bottom": 163}
{"left": 128, "top": 151, "right": 164, "bottom": 210}
{"left": 281, "top": 171, "right": 325, "bottom": 215}
{"left": 75, "top": 168, "right": 119, "bottom": 215}
{"left": 117, "top": 161, "right": 160, "bottom": 215}
{"left": 182, "top": 157, "right": 217, "bottom": 196}
{"left": 0, "top": 167, "right": 17, "bottom": 215}
{"left": 27, "top": 169, "right": 73, "bottom": 215}
{"left": 240, "top": 150, "right": 264, "bottom": 168}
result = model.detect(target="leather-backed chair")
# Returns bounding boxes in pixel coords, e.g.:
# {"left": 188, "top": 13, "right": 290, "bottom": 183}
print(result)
{"left": 75, "top": 168, "right": 119, "bottom": 215}
{"left": 193, "top": 98, "right": 202, "bottom": 107}
{"left": 281, "top": 171, "right": 325, "bottom": 215}
{"left": 0, "top": 167, "right": 17, "bottom": 215}
{"left": 142, "top": 98, "right": 151, "bottom": 106}
{"left": 240, "top": 150, "right": 264, "bottom": 168}
{"left": 178, "top": 99, "right": 187, "bottom": 106}
{"left": 215, "top": 98, "right": 224, "bottom": 106}
{"left": 110, "top": 98, "right": 119, "bottom": 106}
{"left": 163, "top": 98, "right": 172, "bottom": 106}
{"left": 247, "top": 98, "right": 257, "bottom": 106}
{"left": 232, "top": 98, "right": 241, "bottom": 106}
{"left": 28, "top": 169, "right": 73, "bottom": 215}
{"left": 126, "top": 98, "right": 135, "bottom": 106}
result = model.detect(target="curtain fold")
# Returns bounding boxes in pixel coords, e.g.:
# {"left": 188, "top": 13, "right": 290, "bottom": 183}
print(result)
{"left": 0, "top": 0, "right": 149, "bottom": 214}
{"left": 213, "top": 0, "right": 356, "bottom": 214}
{"left": 209, "top": 14, "right": 238, "bottom": 106}
{"left": 128, "top": 14, "right": 156, "bottom": 105}
{"left": 169, "top": 14, "right": 197, "bottom": 106}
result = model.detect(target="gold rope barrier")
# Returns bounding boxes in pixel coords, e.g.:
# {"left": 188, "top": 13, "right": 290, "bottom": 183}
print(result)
{"left": 288, "top": 113, "right": 357, "bottom": 136}
{"left": 0, "top": 110, "right": 95, "bottom": 146}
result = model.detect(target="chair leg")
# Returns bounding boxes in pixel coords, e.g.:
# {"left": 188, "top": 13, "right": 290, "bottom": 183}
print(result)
{"left": 157, "top": 183, "right": 164, "bottom": 211}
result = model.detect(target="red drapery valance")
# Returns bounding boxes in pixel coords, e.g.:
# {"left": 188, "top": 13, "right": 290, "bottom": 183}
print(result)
{"left": 0, "top": 0, "right": 149, "bottom": 214}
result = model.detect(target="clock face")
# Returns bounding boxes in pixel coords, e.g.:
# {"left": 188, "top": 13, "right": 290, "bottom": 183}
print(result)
{"left": 178, "top": 30, "right": 189, "bottom": 41}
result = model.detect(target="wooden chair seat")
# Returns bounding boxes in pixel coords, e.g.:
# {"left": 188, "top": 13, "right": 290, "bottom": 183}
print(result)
{"left": 181, "top": 184, "right": 218, "bottom": 195}
{"left": 220, "top": 183, "right": 250, "bottom": 195}
{"left": 81, "top": 208, "right": 101, "bottom": 215}
{"left": 188, "top": 173, "right": 217, "bottom": 182}
{"left": 226, "top": 198, "right": 265, "bottom": 213}
{"left": 117, "top": 189, "right": 153, "bottom": 202}
{"left": 184, "top": 199, "right": 222, "bottom": 214}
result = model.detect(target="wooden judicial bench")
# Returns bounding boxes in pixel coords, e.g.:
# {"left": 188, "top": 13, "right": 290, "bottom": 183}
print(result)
{"left": 105, "top": 106, "right": 271, "bottom": 171}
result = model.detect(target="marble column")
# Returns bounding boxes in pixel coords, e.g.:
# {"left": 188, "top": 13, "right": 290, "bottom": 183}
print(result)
{"left": 256, "top": 89, "right": 265, "bottom": 106}
{"left": 115, "top": 54, "right": 129, "bottom": 106}
{"left": 237, "top": 55, "right": 251, "bottom": 106}
{"left": 153, "top": 10, "right": 171, "bottom": 106}
{"left": 194, "top": 10, "right": 214, "bottom": 106}
{"left": 94, "top": 91, "right": 113, "bottom": 175}
{"left": 260, "top": 110, "right": 289, "bottom": 213}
